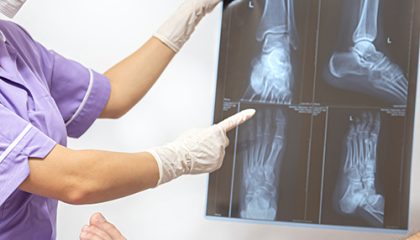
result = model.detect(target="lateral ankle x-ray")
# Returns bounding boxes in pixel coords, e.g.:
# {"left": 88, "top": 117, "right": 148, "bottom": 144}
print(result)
{"left": 207, "top": 0, "right": 419, "bottom": 231}
{"left": 325, "top": 0, "right": 408, "bottom": 105}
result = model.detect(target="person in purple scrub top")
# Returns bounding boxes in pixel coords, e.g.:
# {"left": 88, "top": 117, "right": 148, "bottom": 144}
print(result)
{"left": 0, "top": 0, "right": 256, "bottom": 239}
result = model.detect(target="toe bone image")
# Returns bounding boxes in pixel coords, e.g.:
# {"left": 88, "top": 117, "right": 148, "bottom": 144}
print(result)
{"left": 334, "top": 111, "right": 384, "bottom": 227}
{"left": 238, "top": 107, "right": 287, "bottom": 220}
{"left": 325, "top": 0, "right": 408, "bottom": 105}
{"left": 242, "top": 0, "right": 298, "bottom": 104}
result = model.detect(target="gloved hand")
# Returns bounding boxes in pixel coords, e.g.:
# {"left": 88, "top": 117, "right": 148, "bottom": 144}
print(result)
{"left": 148, "top": 109, "right": 256, "bottom": 185}
{"left": 154, "top": 0, "right": 222, "bottom": 52}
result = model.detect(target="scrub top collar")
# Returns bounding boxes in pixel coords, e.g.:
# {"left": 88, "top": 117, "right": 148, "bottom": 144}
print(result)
{"left": 0, "top": 30, "right": 28, "bottom": 88}
{"left": 0, "top": 30, "right": 6, "bottom": 42}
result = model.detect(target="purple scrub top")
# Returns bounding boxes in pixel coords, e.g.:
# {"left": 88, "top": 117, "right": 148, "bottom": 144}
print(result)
{"left": 0, "top": 20, "right": 111, "bottom": 239}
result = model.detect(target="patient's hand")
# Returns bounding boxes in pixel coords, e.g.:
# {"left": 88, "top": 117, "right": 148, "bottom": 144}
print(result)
{"left": 407, "top": 233, "right": 420, "bottom": 240}
{"left": 80, "top": 213, "right": 126, "bottom": 240}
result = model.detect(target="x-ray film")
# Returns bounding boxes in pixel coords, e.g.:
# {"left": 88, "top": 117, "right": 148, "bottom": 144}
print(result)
{"left": 207, "top": 0, "right": 420, "bottom": 230}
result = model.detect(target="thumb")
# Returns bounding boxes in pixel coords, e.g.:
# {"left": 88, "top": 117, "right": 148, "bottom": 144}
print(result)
{"left": 216, "top": 109, "right": 256, "bottom": 132}
{"left": 89, "top": 212, "right": 106, "bottom": 225}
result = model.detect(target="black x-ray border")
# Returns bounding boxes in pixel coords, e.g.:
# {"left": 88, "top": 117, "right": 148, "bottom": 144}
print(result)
{"left": 207, "top": 0, "right": 420, "bottom": 231}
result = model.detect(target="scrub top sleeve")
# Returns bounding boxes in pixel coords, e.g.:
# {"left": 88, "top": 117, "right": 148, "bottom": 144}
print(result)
{"left": 0, "top": 104, "right": 56, "bottom": 206}
{"left": 48, "top": 52, "right": 111, "bottom": 138}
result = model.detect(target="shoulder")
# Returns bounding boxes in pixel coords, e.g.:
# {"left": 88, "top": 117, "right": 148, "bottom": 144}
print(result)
{"left": 0, "top": 19, "right": 46, "bottom": 62}
{"left": 0, "top": 20, "right": 52, "bottom": 71}
{"left": 0, "top": 20, "right": 34, "bottom": 44}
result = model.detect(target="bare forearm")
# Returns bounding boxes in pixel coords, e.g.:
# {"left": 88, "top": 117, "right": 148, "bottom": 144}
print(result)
{"left": 101, "top": 37, "right": 175, "bottom": 118}
{"left": 20, "top": 145, "right": 159, "bottom": 204}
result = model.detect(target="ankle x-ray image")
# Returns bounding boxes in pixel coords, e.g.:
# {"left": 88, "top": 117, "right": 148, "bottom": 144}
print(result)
{"left": 326, "top": 0, "right": 408, "bottom": 105}
{"left": 207, "top": 0, "right": 419, "bottom": 231}
{"left": 241, "top": 0, "right": 298, "bottom": 104}
{"left": 316, "top": 0, "right": 414, "bottom": 106}
{"left": 216, "top": 0, "right": 313, "bottom": 103}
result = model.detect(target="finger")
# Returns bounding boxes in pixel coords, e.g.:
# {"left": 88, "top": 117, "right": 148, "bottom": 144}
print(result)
{"left": 81, "top": 225, "right": 112, "bottom": 240}
{"left": 217, "top": 109, "right": 256, "bottom": 132}
{"left": 90, "top": 216, "right": 125, "bottom": 240}
{"left": 407, "top": 233, "right": 420, "bottom": 240}
{"left": 80, "top": 228, "right": 103, "bottom": 240}
{"left": 90, "top": 213, "right": 107, "bottom": 225}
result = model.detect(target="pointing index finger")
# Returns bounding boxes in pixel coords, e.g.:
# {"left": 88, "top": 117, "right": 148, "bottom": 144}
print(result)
{"left": 217, "top": 109, "right": 256, "bottom": 132}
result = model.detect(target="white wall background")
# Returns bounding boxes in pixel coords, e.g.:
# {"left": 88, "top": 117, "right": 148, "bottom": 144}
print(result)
{"left": 7, "top": 0, "right": 420, "bottom": 239}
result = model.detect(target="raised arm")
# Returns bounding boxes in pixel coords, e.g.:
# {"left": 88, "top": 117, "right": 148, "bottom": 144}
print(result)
{"left": 101, "top": 38, "right": 175, "bottom": 118}
{"left": 100, "top": 0, "right": 222, "bottom": 118}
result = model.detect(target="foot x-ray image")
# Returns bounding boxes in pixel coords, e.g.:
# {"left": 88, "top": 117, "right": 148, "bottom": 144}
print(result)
{"left": 317, "top": 0, "right": 414, "bottom": 106}
{"left": 326, "top": 0, "right": 408, "bottom": 105}
{"left": 321, "top": 108, "right": 407, "bottom": 229}
{"left": 333, "top": 111, "right": 384, "bottom": 227}
{"left": 208, "top": 0, "right": 419, "bottom": 231}
{"left": 221, "top": 103, "right": 324, "bottom": 222}
{"left": 238, "top": 107, "right": 287, "bottom": 220}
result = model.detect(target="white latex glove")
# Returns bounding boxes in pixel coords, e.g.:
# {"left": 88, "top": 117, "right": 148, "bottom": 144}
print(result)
{"left": 148, "top": 109, "right": 256, "bottom": 185}
{"left": 154, "top": 0, "right": 222, "bottom": 52}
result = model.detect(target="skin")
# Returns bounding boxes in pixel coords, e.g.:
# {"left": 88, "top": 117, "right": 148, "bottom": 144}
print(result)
{"left": 81, "top": 215, "right": 420, "bottom": 240}
{"left": 20, "top": 36, "right": 251, "bottom": 205}
{"left": 19, "top": 38, "right": 176, "bottom": 204}
{"left": 408, "top": 233, "right": 420, "bottom": 240}
{"left": 81, "top": 213, "right": 420, "bottom": 240}
{"left": 101, "top": 37, "right": 175, "bottom": 119}
{"left": 80, "top": 213, "right": 126, "bottom": 240}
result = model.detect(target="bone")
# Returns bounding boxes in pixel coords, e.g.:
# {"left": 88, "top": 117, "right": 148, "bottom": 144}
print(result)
{"left": 239, "top": 108, "right": 287, "bottom": 220}
{"left": 243, "top": 0, "right": 298, "bottom": 104}
{"left": 335, "top": 112, "right": 384, "bottom": 225}
{"left": 353, "top": 0, "right": 380, "bottom": 43}
{"left": 256, "top": 0, "right": 288, "bottom": 42}
{"left": 369, "top": 56, "right": 408, "bottom": 103}
{"left": 327, "top": 0, "right": 408, "bottom": 105}
{"left": 338, "top": 175, "right": 365, "bottom": 214}
{"left": 256, "top": 0, "right": 298, "bottom": 49}
{"left": 246, "top": 35, "right": 294, "bottom": 104}
{"left": 287, "top": 0, "right": 299, "bottom": 49}
{"left": 344, "top": 120, "right": 357, "bottom": 171}
{"left": 359, "top": 194, "right": 385, "bottom": 224}
{"left": 328, "top": 41, "right": 408, "bottom": 104}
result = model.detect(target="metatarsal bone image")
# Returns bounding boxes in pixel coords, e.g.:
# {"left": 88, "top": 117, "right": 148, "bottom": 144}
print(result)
{"left": 238, "top": 108, "right": 287, "bottom": 220}
{"left": 328, "top": 41, "right": 408, "bottom": 104}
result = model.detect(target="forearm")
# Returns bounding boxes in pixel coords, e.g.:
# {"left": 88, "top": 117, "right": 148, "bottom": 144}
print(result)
{"left": 101, "top": 37, "right": 175, "bottom": 118}
{"left": 101, "top": 0, "right": 222, "bottom": 118}
{"left": 19, "top": 109, "right": 254, "bottom": 205}
{"left": 20, "top": 145, "right": 159, "bottom": 205}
